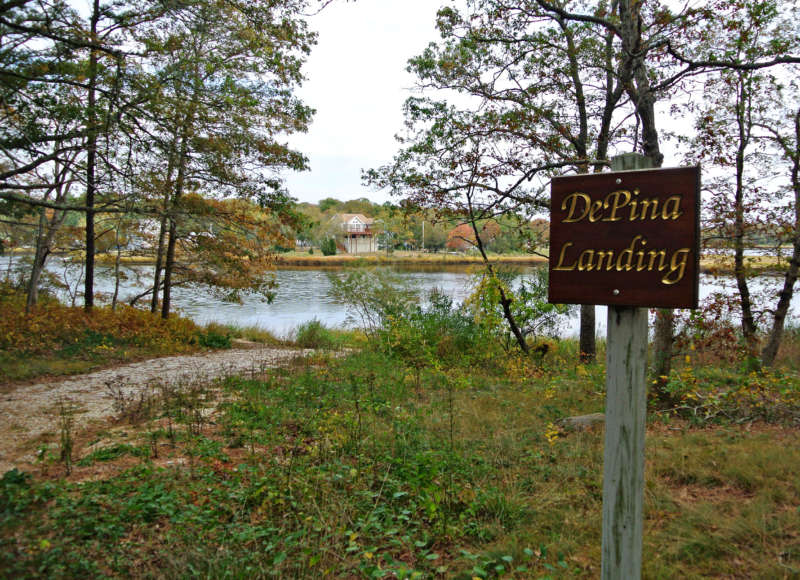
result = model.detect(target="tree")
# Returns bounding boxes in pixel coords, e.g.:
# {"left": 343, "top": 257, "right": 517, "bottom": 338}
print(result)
{"left": 534, "top": 0, "right": 800, "bottom": 383}
{"left": 0, "top": 0, "right": 166, "bottom": 311}
{"left": 686, "top": 2, "right": 800, "bottom": 367}
{"left": 758, "top": 88, "right": 800, "bottom": 366}
{"left": 367, "top": 0, "right": 636, "bottom": 357}
{"left": 318, "top": 197, "right": 342, "bottom": 213}
{"left": 2, "top": 0, "right": 319, "bottom": 316}
{"left": 135, "top": 0, "right": 314, "bottom": 318}
{"left": 446, "top": 219, "right": 499, "bottom": 251}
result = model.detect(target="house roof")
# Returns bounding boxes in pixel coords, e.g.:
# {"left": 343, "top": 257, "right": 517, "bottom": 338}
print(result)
{"left": 333, "top": 213, "right": 374, "bottom": 225}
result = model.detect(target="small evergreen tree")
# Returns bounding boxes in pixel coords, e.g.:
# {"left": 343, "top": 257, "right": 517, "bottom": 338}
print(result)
{"left": 320, "top": 238, "right": 337, "bottom": 256}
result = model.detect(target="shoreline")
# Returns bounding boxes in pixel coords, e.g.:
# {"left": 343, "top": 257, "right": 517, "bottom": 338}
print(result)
{"left": 7, "top": 249, "right": 793, "bottom": 275}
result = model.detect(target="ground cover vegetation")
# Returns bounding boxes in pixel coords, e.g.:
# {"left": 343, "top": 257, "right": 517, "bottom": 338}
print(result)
{"left": 0, "top": 281, "right": 297, "bottom": 381}
{"left": 1, "top": 0, "right": 800, "bottom": 576}
{"left": 1, "top": 278, "right": 799, "bottom": 578}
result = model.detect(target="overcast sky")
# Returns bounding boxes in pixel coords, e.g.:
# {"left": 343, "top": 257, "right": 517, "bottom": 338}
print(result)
{"left": 280, "top": 1, "right": 693, "bottom": 207}
{"left": 281, "top": 0, "right": 444, "bottom": 205}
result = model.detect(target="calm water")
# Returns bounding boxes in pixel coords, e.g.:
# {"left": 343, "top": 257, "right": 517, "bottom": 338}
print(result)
{"left": 7, "top": 257, "right": 799, "bottom": 338}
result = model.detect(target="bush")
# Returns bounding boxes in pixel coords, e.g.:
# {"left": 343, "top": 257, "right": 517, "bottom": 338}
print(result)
{"left": 196, "top": 329, "right": 232, "bottom": 349}
{"left": 0, "top": 282, "right": 201, "bottom": 356}
{"left": 327, "top": 269, "right": 417, "bottom": 335}
{"left": 464, "top": 267, "right": 573, "bottom": 350}
{"left": 320, "top": 238, "right": 337, "bottom": 256}
{"left": 379, "top": 288, "right": 493, "bottom": 367}
{"left": 294, "top": 319, "right": 339, "bottom": 349}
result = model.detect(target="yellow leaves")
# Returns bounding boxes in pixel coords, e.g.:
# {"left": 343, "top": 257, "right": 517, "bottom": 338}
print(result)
{"left": 544, "top": 422, "right": 562, "bottom": 446}
{"left": 0, "top": 284, "right": 202, "bottom": 359}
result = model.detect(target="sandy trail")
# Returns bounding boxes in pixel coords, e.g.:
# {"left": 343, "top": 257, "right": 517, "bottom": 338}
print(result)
{"left": 0, "top": 347, "right": 311, "bottom": 474}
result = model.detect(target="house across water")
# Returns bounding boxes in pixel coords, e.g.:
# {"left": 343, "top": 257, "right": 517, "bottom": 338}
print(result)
{"left": 332, "top": 213, "right": 376, "bottom": 254}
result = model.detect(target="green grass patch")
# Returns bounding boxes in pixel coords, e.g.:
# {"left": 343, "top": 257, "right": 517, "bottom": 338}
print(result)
{"left": 76, "top": 443, "right": 149, "bottom": 466}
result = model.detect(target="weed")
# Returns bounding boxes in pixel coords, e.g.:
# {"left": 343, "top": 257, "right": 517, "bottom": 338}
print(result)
{"left": 56, "top": 398, "right": 75, "bottom": 475}
{"left": 105, "top": 380, "right": 159, "bottom": 423}
{"left": 216, "top": 322, "right": 282, "bottom": 345}
{"left": 77, "top": 443, "right": 149, "bottom": 466}
{"left": 195, "top": 328, "right": 232, "bottom": 349}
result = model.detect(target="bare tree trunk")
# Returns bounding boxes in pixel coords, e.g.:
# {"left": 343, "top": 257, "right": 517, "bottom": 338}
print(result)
{"left": 111, "top": 217, "right": 122, "bottom": 310}
{"left": 732, "top": 73, "right": 759, "bottom": 362}
{"left": 161, "top": 216, "right": 178, "bottom": 319}
{"left": 26, "top": 208, "right": 49, "bottom": 312}
{"left": 149, "top": 140, "right": 178, "bottom": 313}
{"left": 579, "top": 304, "right": 596, "bottom": 363}
{"left": 651, "top": 308, "right": 674, "bottom": 376}
{"left": 465, "top": 185, "right": 529, "bottom": 354}
{"left": 150, "top": 213, "right": 167, "bottom": 313}
{"left": 84, "top": 0, "right": 101, "bottom": 313}
{"left": 577, "top": 17, "right": 624, "bottom": 365}
{"left": 161, "top": 126, "right": 192, "bottom": 319}
{"left": 761, "top": 249, "right": 799, "bottom": 366}
{"left": 616, "top": 1, "right": 676, "bottom": 387}
{"left": 26, "top": 157, "right": 73, "bottom": 310}
{"left": 762, "top": 109, "right": 800, "bottom": 366}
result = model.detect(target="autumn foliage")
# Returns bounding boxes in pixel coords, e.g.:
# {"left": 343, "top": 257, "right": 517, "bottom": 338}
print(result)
{"left": 0, "top": 283, "right": 201, "bottom": 357}
{"left": 445, "top": 220, "right": 500, "bottom": 251}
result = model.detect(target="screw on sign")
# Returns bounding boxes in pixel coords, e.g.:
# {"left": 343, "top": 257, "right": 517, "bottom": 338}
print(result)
{"left": 548, "top": 162, "right": 700, "bottom": 308}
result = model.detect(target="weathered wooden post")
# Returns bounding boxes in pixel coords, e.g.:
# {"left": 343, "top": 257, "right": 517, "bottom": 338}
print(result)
{"left": 548, "top": 154, "right": 700, "bottom": 579}
{"left": 601, "top": 153, "right": 651, "bottom": 579}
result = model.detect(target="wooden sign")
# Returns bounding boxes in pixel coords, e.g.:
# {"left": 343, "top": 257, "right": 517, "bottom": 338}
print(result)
{"left": 548, "top": 166, "right": 700, "bottom": 308}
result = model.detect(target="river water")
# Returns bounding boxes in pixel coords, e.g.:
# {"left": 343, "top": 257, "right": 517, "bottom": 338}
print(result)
{"left": 5, "top": 257, "right": 798, "bottom": 339}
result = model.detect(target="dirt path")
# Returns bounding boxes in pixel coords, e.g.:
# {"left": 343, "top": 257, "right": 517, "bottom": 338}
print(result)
{"left": 0, "top": 346, "right": 312, "bottom": 474}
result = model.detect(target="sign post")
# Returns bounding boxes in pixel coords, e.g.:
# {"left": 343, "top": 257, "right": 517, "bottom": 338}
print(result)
{"left": 548, "top": 154, "right": 700, "bottom": 579}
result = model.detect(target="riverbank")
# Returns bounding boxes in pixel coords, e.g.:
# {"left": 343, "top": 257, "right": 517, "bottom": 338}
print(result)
{"left": 9, "top": 247, "right": 793, "bottom": 274}
{"left": 0, "top": 282, "right": 294, "bottom": 383}
{"left": 276, "top": 250, "right": 549, "bottom": 267}
{"left": 281, "top": 250, "right": 795, "bottom": 275}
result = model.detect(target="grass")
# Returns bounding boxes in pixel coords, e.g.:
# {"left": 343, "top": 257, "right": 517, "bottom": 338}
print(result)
{"left": 276, "top": 250, "right": 549, "bottom": 267}
{"left": 214, "top": 322, "right": 283, "bottom": 345}
{"left": 700, "top": 253, "right": 794, "bottom": 275}
{"left": 2, "top": 277, "right": 799, "bottom": 577}
{"left": 1, "top": 338, "right": 798, "bottom": 578}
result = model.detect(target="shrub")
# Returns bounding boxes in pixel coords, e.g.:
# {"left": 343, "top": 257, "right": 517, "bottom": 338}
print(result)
{"left": 0, "top": 282, "right": 201, "bottom": 356}
{"left": 464, "top": 267, "right": 573, "bottom": 351}
{"left": 379, "top": 288, "right": 493, "bottom": 367}
{"left": 196, "top": 329, "right": 232, "bottom": 349}
{"left": 320, "top": 238, "right": 337, "bottom": 256}
{"left": 673, "top": 292, "right": 743, "bottom": 364}
{"left": 294, "top": 319, "right": 339, "bottom": 349}
{"left": 327, "top": 268, "right": 417, "bottom": 335}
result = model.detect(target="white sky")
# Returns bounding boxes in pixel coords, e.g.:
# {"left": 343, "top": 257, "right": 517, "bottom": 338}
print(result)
{"left": 281, "top": 0, "right": 445, "bottom": 205}
{"left": 280, "top": 1, "right": 692, "bottom": 206}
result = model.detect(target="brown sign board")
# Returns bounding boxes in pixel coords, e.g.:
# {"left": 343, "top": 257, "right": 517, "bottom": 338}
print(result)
{"left": 548, "top": 166, "right": 700, "bottom": 308}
